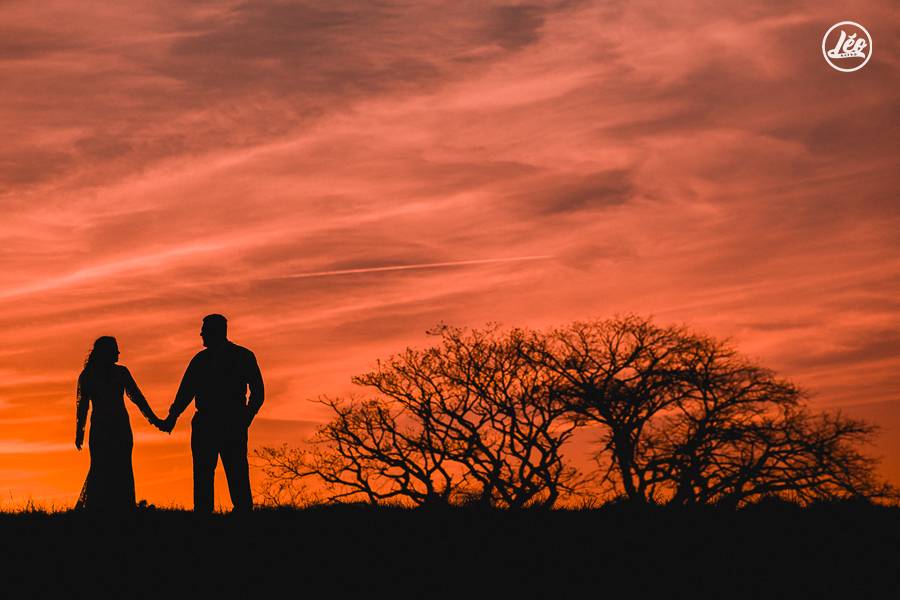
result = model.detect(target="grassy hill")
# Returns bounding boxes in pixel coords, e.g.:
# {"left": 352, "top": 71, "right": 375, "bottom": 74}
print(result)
{"left": 1, "top": 502, "right": 897, "bottom": 597}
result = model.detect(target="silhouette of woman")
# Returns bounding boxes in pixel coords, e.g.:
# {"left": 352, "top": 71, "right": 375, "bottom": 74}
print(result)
{"left": 74, "top": 336, "right": 161, "bottom": 511}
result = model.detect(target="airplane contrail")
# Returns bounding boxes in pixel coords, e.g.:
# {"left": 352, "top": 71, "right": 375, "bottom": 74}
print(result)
{"left": 279, "top": 255, "right": 554, "bottom": 280}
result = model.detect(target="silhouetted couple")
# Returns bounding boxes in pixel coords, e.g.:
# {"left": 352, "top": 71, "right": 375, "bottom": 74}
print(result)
{"left": 74, "top": 314, "right": 264, "bottom": 513}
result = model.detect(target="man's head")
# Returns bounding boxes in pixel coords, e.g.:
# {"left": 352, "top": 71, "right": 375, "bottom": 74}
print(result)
{"left": 200, "top": 314, "right": 228, "bottom": 348}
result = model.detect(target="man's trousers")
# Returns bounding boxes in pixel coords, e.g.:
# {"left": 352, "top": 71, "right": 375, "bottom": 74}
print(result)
{"left": 191, "top": 413, "right": 252, "bottom": 512}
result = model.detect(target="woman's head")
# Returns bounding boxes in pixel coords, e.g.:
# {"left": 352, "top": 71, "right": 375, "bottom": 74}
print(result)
{"left": 85, "top": 336, "right": 119, "bottom": 368}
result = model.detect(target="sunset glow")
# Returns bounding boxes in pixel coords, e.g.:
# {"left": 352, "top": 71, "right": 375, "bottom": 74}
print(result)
{"left": 1, "top": 0, "right": 898, "bottom": 508}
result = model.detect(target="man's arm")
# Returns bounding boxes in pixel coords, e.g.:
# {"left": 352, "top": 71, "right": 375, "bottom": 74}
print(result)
{"left": 164, "top": 358, "right": 198, "bottom": 431}
{"left": 245, "top": 352, "right": 264, "bottom": 427}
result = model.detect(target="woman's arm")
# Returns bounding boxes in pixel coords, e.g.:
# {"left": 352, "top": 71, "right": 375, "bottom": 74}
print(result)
{"left": 75, "top": 371, "right": 90, "bottom": 450}
{"left": 122, "top": 366, "right": 160, "bottom": 427}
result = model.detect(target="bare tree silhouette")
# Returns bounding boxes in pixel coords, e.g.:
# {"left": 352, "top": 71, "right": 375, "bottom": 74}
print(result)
{"left": 258, "top": 316, "right": 895, "bottom": 508}
{"left": 523, "top": 315, "right": 700, "bottom": 502}
{"left": 258, "top": 325, "right": 582, "bottom": 507}
{"left": 530, "top": 315, "right": 897, "bottom": 506}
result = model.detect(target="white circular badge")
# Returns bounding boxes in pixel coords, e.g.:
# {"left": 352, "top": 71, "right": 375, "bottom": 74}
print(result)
{"left": 822, "top": 21, "right": 872, "bottom": 72}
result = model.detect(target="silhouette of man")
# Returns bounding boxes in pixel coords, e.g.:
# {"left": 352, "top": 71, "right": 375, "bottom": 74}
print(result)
{"left": 161, "top": 314, "right": 264, "bottom": 513}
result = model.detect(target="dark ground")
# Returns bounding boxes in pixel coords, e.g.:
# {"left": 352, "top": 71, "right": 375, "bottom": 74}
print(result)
{"left": 1, "top": 501, "right": 898, "bottom": 598}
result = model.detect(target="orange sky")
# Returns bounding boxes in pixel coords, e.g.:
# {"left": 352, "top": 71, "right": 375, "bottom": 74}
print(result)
{"left": 1, "top": 0, "right": 898, "bottom": 509}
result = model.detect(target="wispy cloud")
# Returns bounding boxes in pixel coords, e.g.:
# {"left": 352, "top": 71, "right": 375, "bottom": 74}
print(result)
{"left": 1, "top": 0, "right": 898, "bottom": 505}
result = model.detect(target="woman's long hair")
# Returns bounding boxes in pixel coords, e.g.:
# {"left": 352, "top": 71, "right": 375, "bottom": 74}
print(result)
{"left": 77, "top": 336, "right": 118, "bottom": 410}
{"left": 74, "top": 336, "right": 119, "bottom": 510}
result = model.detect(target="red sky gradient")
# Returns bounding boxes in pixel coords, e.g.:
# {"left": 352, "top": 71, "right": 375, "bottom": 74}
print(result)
{"left": 1, "top": 0, "right": 898, "bottom": 509}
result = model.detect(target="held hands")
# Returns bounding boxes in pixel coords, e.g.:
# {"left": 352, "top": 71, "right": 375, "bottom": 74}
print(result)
{"left": 149, "top": 412, "right": 250, "bottom": 432}
{"left": 158, "top": 414, "right": 176, "bottom": 433}
{"left": 149, "top": 413, "right": 175, "bottom": 433}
